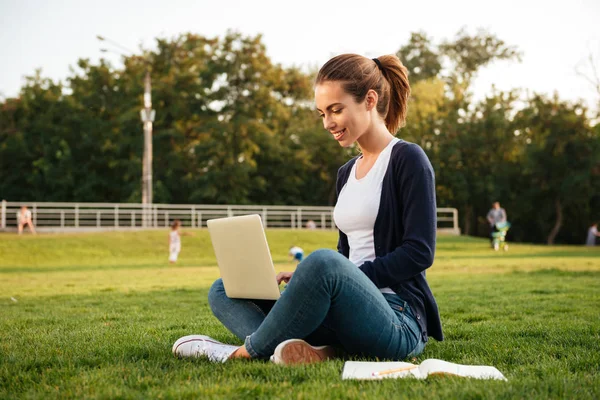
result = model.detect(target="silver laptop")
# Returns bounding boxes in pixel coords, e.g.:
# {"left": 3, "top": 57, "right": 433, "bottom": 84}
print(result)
{"left": 207, "top": 214, "right": 281, "bottom": 300}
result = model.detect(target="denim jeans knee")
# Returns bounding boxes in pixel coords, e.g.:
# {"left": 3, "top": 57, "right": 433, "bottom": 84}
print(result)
{"left": 208, "top": 278, "right": 225, "bottom": 311}
{"left": 294, "top": 249, "right": 351, "bottom": 280}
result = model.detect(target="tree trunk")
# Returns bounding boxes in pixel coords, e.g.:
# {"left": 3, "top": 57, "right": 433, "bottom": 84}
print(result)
{"left": 464, "top": 205, "right": 473, "bottom": 236}
{"left": 547, "top": 198, "right": 562, "bottom": 245}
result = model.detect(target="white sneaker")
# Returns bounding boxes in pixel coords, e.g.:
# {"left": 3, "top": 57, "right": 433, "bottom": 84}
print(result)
{"left": 172, "top": 335, "right": 239, "bottom": 363}
{"left": 270, "top": 339, "right": 335, "bottom": 365}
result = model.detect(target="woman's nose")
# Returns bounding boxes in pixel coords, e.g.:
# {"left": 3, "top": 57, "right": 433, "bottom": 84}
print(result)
{"left": 323, "top": 115, "right": 335, "bottom": 130}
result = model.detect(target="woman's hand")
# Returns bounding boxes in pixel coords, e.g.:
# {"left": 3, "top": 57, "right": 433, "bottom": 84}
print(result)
{"left": 276, "top": 271, "right": 294, "bottom": 284}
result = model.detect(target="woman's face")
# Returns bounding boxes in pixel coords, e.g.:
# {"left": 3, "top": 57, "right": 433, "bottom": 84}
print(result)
{"left": 315, "top": 81, "right": 371, "bottom": 148}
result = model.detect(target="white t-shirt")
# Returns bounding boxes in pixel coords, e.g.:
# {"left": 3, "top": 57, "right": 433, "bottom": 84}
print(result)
{"left": 17, "top": 209, "right": 32, "bottom": 222}
{"left": 169, "top": 230, "right": 181, "bottom": 246}
{"left": 334, "top": 138, "right": 399, "bottom": 294}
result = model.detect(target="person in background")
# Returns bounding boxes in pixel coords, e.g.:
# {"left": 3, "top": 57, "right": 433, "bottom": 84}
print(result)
{"left": 288, "top": 245, "right": 304, "bottom": 263}
{"left": 305, "top": 220, "right": 317, "bottom": 230}
{"left": 169, "top": 220, "right": 181, "bottom": 263}
{"left": 17, "top": 205, "right": 36, "bottom": 235}
{"left": 586, "top": 222, "right": 600, "bottom": 246}
{"left": 486, "top": 202, "right": 507, "bottom": 247}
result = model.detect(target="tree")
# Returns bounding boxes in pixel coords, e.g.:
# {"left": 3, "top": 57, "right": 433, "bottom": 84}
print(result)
{"left": 0, "top": 31, "right": 323, "bottom": 205}
{"left": 0, "top": 71, "right": 79, "bottom": 201}
{"left": 513, "top": 95, "right": 600, "bottom": 244}
{"left": 399, "top": 28, "right": 522, "bottom": 235}
{"left": 144, "top": 31, "right": 318, "bottom": 204}
{"left": 397, "top": 32, "right": 442, "bottom": 83}
{"left": 2, "top": 29, "right": 599, "bottom": 244}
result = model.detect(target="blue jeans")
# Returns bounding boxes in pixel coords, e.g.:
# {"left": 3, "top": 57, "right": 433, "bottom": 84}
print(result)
{"left": 208, "top": 249, "right": 425, "bottom": 359}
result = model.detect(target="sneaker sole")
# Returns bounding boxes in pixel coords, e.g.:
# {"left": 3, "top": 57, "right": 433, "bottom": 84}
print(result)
{"left": 172, "top": 334, "right": 214, "bottom": 356}
{"left": 272, "top": 339, "right": 335, "bottom": 365}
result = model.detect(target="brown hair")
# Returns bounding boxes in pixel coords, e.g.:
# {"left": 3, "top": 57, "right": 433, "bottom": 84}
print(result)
{"left": 171, "top": 219, "right": 180, "bottom": 230}
{"left": 315, "top": 54, "right": 410, "bottom": 133}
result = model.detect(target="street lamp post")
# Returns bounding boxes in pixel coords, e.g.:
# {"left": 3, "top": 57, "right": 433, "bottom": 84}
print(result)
{"left": 140, "top": 69, "right": 155, "bottom": 227}
{"left": 97, "top": 35, "right": 155, "bottom": 227}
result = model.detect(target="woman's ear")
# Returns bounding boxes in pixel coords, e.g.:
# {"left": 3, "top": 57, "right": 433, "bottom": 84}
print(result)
{"left": 365, "top": 89, "right": 378, "bottom": 111}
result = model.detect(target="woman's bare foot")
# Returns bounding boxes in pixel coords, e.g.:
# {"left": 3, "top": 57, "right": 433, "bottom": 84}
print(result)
{"left": 229, "top": 345, "right": 251, "bottom": 359}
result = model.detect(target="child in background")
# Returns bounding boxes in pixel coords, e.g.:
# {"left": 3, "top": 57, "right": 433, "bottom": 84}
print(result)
{"left": 288, "top": 245, "right": 304, "bottom": 263}
{"left": 17, "top": 205, "right": 36, "bottom": 235}
{"left": 169, "top": 220, "right": 181, "bottom": 264}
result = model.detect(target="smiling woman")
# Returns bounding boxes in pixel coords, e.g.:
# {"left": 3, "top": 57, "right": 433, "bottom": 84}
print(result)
{"left": 315, "top": 54, "right": 410, "bottom": 144}
{"left": 174, "top": 53, "right": 443, "bottom": 365}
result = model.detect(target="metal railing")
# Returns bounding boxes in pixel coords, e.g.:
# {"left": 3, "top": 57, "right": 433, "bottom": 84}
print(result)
{"left": 1, "top": 200, "right": 460, "bottom": 234}
{"left": 437, "top": 207, "right": 460, "bottom": 234}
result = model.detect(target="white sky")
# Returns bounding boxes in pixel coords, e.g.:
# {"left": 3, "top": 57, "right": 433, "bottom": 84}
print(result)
{"left": 1, "top": 0, "right": 599, "bottom": 109}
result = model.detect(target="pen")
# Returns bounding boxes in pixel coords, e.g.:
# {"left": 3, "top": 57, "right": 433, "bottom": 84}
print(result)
{"left": 371, "top": 365, "right": 418, "bottom": 377}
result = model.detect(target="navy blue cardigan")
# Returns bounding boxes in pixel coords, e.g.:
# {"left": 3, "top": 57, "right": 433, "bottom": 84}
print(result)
{"left": 335, "top": 140, "right": 443, "bottom": 342}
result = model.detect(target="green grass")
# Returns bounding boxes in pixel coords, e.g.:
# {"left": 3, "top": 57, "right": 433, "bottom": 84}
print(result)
{"left": 1, "top": 230, "right": 599, "bottom": 399}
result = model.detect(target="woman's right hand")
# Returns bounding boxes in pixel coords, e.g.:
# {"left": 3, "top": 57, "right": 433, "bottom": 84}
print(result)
{"left": 276, "top": 271, "right": 294, "bottom": 284}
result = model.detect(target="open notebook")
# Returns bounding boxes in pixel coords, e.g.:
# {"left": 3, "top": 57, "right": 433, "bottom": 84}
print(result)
{"left": 342, "top": 359, "right": 507, "bottom": 381}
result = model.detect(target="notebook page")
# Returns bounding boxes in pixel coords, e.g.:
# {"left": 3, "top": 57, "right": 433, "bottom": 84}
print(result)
{"left": 341, "top": 361, "right": 423, "bottom": 380}
{"left": 420, "top": 359, "right": 507, "bottom": 381}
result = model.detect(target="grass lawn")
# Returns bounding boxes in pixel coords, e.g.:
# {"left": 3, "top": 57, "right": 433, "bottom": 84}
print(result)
{"left": 1, "top": 230, "right": 599, "bottom": 399}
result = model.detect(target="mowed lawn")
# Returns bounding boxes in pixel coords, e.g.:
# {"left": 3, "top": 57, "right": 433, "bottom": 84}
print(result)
{"left": 1, "top": 230, "right": 599, "bottom": 399}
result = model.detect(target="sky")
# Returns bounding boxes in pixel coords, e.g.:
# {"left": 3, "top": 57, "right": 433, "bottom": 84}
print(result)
{"left": 1, "top": 0, "right": 599, "bottom": 110}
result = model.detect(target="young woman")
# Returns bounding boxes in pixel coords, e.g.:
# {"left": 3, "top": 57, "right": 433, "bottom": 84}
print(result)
{"left": 173, "top": 54, "right": 443, "bottom": 364}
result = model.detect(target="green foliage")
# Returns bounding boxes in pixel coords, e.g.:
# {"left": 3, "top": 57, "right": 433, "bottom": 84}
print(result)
{"left": 1, "top": 231, "right": 599, "bottom": 399}
{"left": 511, "top": 95, "right": 600, "bottom": 244}
{"left": 401, "top": 28, "right": 598, "bottom": 243}
{"left": 397, "top": 32, "right": 442, "bottom": 83}
{"left": 440, "top": 27, "right": 522, "bottom": 88}
{"left": 0, "top": 32, "right": 335, "bottom": 206}
{"left": 1, "top": 29, "right": 599, "bottom": 244}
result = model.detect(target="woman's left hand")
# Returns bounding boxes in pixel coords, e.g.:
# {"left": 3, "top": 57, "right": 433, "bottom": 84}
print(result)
{"left": 276, "top": 271, "right": 294, "bottom": 284}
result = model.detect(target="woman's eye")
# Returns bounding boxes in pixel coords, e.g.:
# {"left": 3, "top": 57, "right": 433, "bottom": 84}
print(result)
{"left": 332, "top": 109, "right": 341, "bottom": 114}
{"left": 318, "top": 114, "right": 325, "bottom": 118}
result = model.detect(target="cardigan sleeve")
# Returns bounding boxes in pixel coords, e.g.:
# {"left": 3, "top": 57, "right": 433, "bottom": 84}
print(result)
{"left": 337, "top": 230, "right": 349, "bottom": 257}
{"left": 358, "top": 145, "right": 437, "bottom": 285}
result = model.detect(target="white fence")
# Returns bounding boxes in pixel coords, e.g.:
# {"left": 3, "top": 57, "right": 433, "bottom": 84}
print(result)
{"left": 0, "top": 201, "right": 460, "bottom": 234}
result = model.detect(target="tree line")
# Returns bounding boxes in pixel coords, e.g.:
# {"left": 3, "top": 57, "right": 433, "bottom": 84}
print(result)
{"left": 1, "top": 30, "right": 599, "bottom": 244}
